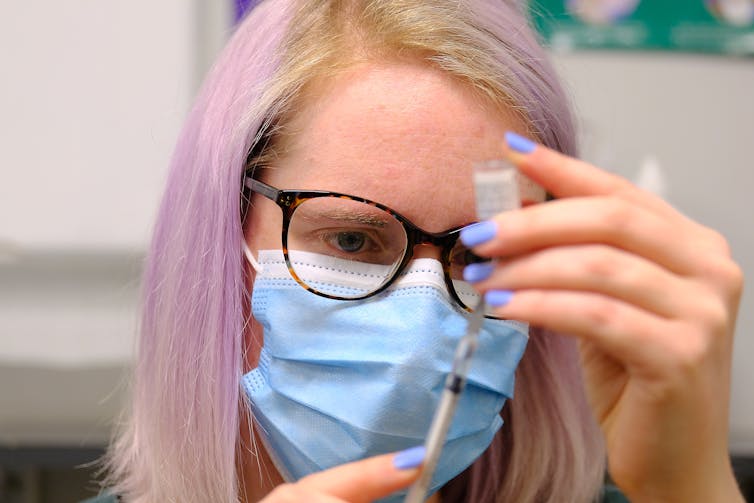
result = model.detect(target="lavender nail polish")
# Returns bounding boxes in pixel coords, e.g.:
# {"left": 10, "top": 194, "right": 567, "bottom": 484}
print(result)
{"left": 463, "top": 262, "right": 495, "bottom": 283}
{"left": 460, "top": 221, "right": 498, "bottom": 247}
{"left": 505, "top": 131, "right": 537, "bottom": 154}
{"left": 485, "top": 289, "right": 514, "bottom": 307}
{"left": 393, "top": 446, "right": 426, "bottom": 470}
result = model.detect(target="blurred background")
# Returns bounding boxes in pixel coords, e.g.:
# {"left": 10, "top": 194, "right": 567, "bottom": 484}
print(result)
{"left": 0, "top": 1, "right": 752, "bottom": 501}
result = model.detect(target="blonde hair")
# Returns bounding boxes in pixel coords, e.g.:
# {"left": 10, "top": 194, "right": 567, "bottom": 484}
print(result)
{"left": 104, "top": 1, "right": 606, "bottom": 501}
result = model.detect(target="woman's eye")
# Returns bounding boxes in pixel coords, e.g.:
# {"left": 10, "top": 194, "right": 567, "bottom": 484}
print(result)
{"left": 334, "top": 231, "right": 367, "bottom": 253}
{"left": 309, "top": 227, "right": 401, "bottom": 265}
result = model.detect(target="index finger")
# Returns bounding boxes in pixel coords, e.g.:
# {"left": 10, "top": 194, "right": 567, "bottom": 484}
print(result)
{"left": 296, "top": 447, "right": 425, "bottom": 503}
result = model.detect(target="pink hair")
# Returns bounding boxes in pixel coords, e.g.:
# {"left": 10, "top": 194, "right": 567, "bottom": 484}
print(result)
{"left": 104, "top": 1, "right": 605, "bottom": 501}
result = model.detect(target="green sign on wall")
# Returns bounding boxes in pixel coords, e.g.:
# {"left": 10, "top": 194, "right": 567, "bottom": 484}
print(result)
{"left": 531, "top": 0, "right": 754, "bottom": 55}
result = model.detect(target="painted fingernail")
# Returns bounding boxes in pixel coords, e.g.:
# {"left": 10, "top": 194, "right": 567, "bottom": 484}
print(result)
{"left": 485, "top": 289, "right": 514, "bottom": 307}
{"left": 463, "top": 262, "right": 495, "bottom": 283}
{"left": 460, "top": 221, "right": 498, "bottom": 247}
{"left": 505, "top": 131, "right": 537, "bottom": 154}
{"left": 393, "top": 446, "right": 426, "bottom": 470}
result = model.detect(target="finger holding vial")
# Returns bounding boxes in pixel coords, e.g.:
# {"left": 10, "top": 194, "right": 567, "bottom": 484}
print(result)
{"left": 459, "top": 132, "right": 745, "bottom": 502}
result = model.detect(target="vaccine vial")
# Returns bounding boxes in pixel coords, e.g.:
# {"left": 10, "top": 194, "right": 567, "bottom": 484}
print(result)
{"left": 473, "top": 159, "right": 521, "bottom": 219}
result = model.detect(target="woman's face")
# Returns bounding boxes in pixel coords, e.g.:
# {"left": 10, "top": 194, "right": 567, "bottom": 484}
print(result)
{"left": 244, "top": 59, "right": 527, "bottom": 361}
{"left": 240, "top": 59, "right": 529, "bottom": 498}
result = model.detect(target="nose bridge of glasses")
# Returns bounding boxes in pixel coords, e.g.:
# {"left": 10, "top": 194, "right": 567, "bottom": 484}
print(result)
{"left": 406, "top": 230, "right": 458, "bottom": 262}
{"left": 410, "top": 242, "right": 444, "bottom": 261}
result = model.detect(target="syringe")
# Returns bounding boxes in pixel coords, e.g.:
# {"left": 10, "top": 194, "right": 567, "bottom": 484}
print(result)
{"left": 403, "top": 160, "right": 520, "bottom": 503}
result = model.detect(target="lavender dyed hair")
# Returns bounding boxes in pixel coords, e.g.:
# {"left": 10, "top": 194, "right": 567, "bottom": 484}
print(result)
{"left": 104, "top": 1, "right": 605, "bottom": 501}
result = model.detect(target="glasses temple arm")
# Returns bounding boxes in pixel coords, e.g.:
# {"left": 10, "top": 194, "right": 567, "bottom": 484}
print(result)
{"left": 244, "top": 177, "right": 280, "bottom": 202}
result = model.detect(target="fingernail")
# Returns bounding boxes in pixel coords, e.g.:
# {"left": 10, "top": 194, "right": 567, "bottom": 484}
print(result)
{"left": 485, "top": 289, "right": 514, "bottom": 307}
{"left": 505, "top": 131, "right": 537, "bottom": 154}
{"left": 393, "top": 446, "right": 426, "bottom": 470}
{"left": 460, "top": 221, "right": 498, "bottom": 247}
{"left": 463, "top": 262, "right": 495, "bottom": 283}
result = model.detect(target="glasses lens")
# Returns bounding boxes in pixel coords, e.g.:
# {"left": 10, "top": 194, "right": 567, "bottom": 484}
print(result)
{"left": 448, "top": 239, "right": 500, "bottom": 318}
{"left": 286, "top": 197, "right": 408, "bottom": 298}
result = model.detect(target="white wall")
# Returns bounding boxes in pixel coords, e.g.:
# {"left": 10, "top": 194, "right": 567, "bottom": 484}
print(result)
{"left": 0, "top": 0, "right": 230, "bottom": 445}
{"left": 551, "top": 51, "right": 754, "bottom": 453}
{"left": 0, "top": 3, "right": 752, "bottom": 453}
{"left": 0, "top": 1, "right": 191, "bottom": 251}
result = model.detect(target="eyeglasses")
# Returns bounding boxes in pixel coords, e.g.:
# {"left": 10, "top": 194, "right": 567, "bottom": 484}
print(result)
{"left": 244, "top": 174, "right": 501, "bottom": 318}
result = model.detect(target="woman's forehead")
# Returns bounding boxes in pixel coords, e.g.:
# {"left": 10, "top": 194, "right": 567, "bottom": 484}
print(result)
{"left": 263, "top": 61, "right": 525, "bottom": 229}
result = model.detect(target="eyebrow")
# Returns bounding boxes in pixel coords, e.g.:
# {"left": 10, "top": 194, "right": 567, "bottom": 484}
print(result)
{"left": 299, "top": 207, "right": 390, "bottom": 228}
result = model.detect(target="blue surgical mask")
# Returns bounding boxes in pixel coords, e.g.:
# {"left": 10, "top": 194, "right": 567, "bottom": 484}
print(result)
{"left": 242, "top": 250, "right": 528, "bottom": 501}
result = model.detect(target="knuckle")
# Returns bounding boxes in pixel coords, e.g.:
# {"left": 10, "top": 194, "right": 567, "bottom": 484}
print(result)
{"left": 660, "top": 294, "right": 732, "bottom": 378}
{"left": 580, "top": 246, "right": 616, "bottom": 278}
{"left": 695, "top": 297, "right": 730, "bottom": 334}
{"left": 730, "top": 262, "right": 744, "bottom": 297}
{"left": 613, "top": 180, "right": 639, "bottom": 200}
{"left": 671, "top": 331, "right": 713, "bottom": 374}
{"left": 582, "top": 296, "right": 621, "bottom": 331}
{"left": 700, "top": 256, "right": 744, "bottom": 299}
{"left": 516, "top": 207, "right": 542, "bottom": 234}
{"left": 658, "top": 317, "right": 723, "bottom": 378}
{"left": 704, "top": 228, "right": 733, "bottom": 256}
{"left": 720, "top": 260, "right": 744, "bottom": 297}
{"left": 601, "top": 198, "right": 634, "bottom": 235}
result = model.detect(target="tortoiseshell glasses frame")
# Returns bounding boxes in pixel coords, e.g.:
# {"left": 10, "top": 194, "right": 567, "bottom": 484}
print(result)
{"left": 243, "top": 171, "right": 494, "bottom": 316}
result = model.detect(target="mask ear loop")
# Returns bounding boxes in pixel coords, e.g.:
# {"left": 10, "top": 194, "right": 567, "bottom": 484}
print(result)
{"left": 242, "top": 240, "right": 264, "bottom": 274}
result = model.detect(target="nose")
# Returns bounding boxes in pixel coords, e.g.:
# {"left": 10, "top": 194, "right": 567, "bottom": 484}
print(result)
{"left": 411, "top": 243, "right": 443, "bottom": 261}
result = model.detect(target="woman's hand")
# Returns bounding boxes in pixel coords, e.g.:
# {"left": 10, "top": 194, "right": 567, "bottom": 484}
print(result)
{"left": 260, "top": 447, "right": 424, "bottom": 503}
{"left": 461, "top": 133, "right": 745, "bottom": 503}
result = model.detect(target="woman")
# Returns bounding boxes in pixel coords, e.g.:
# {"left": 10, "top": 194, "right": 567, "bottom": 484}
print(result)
{"left": 98, "top": 1, "right": 745, "bottom": 502}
